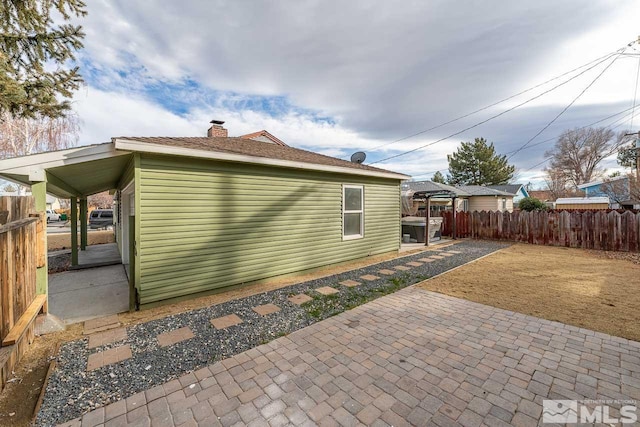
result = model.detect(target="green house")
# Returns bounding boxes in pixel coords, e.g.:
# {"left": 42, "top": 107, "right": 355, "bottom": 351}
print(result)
{"left": 0, "top": 125, "right": 408, "bottom": 308}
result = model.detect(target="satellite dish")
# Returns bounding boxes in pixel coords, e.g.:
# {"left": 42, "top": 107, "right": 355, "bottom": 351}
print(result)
{"left": 350, "top": 151, "right": 367, "bottom": 164}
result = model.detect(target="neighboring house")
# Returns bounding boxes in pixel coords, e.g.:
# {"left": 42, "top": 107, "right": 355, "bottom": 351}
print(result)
{"left": 487, "top": 184, "right": 529, "bottom": 206}
{"left": 576, "top": 177, "right": 638, "bottom": 209}
{"left": 0, "top": 121, "right": 408, "bottom": 308}
{"left": 402, "top": 181, "right": 515, "bottom": 213}
{"left": 555, "top": 197, "right": 610, "bottom": 210}
{"left": 457, "top": 186, "right": 515, "bottom": 213}
{"left": 528, "top": 190, "right": 554, "bottom": 202}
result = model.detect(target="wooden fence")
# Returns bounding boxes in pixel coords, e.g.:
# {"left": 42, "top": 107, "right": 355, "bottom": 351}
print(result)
{"left": 442, "top": 209, "right": 640, "bottom": 252}
{"left": 0, "top": 196, "right": 45, "bottom": 390}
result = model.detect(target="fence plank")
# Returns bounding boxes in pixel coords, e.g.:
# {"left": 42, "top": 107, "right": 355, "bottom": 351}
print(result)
{"left": 439, "top": 209, "right": 640, "bottom": 252}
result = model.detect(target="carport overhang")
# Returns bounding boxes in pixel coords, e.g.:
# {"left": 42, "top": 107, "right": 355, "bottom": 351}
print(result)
{"left": 0, "top": 142, "right": 132, "bottom": 198}
{"left": 0, "top": 143, "right": 133, "bottom": 305}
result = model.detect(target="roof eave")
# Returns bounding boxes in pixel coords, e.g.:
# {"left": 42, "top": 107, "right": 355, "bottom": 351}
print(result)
{"left": 114, "top": 138, "right": 410, "bottom": 181}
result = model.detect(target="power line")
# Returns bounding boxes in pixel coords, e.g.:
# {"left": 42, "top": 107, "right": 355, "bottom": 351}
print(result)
{"left": 369, "top": 46, "right": 627, "bottom": 165}
{"left": 503, "top": 105, "right": 636, "bottom": 155}
{"left": 412, "top": 105, "right": 640, "bottom": 180}
{"left": 520, "top": 106, "right": 640, "bottom": 173}
{"left": 506, "top": 52, "right": 624, "bottom": 161}
{"left": 365, "top": 49, "right": 621, "bottom": 152}
{"left": 630, "top": 55, "right": 640, "bottom": 130}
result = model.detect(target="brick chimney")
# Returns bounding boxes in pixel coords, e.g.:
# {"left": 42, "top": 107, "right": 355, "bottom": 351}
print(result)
{"left": 207, "top": 120, "right": 228, "bottom": 137}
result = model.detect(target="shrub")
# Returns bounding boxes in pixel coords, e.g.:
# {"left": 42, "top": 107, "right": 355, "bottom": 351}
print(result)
{"left": 518, "top": 197, "right": 548, "bottom": 212}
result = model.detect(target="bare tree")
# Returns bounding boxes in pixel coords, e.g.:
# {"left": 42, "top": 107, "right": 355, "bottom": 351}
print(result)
{"left": 600, "top": 175, "right": 640, "bottom": 206}
{"left": 0, "top": 111, "right": 80, "bottom": 159}
{"left": 545, "top": 127, "right": 630, "bottom": 188}
{"left": 543, "top": 166, "right": 570, "bottom": 200}
{"left": 88, "top": 191, "right": 113, "bottom": 209}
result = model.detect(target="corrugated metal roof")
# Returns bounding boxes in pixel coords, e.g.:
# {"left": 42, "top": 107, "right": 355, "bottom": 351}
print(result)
{"left": 556, "top": 197, "right": 609, "bottom": 204}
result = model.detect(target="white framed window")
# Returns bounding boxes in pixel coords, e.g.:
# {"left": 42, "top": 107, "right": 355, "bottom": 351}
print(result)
{"left": 343, "top": 185, "right": 364, "bottom": 240}
{"left": 461, "top": 199, "right": 469, "bottom": 212}
{"left": 501, "top": 198, "right": 507, "bottom": 211}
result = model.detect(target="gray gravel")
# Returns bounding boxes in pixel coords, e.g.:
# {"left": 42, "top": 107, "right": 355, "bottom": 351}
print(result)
{"left": 35, "top": 240, "right": 509, "bottom": 426}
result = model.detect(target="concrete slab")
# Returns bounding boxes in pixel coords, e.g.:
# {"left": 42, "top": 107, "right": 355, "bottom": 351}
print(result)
{"left": 72, "top": 243, "right": 121, "bottom": 269}
{"left": 49, "top": 264, "right": 129, "bottom": 325}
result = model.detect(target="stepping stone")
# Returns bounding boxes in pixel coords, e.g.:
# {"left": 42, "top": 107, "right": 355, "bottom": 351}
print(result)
{"left": 418, "top": 258, "right": 435, "bottom": 263}
{"left": 288, "top": 294, "right": 313, "bottom": 305}
{"left": 430, "top": 255, "right": 445, "bottom": 260}
{"left": 339, "top": 280, "right": 361, "bottom": 287}
{"left": 378, "top": 269, "right": 396, "bottom": 275}
{"left": 440, "top": 252, "right": 455, "bottom": 257}
{"left": 87, "top": 344, "right": 132, "bottom": 371}
{"left": 210, "top": 314, "right": 243, "bottom": 330}
{"left": 88, "top": 327, "right": 127, "bottom": 349}
{"left": 394, "top": 265, "right": 411, "bottom": 271}
{"left": 252, "top": 304, "right": 281, "bottom": 316}
{"left": 157, "top": 326, "right": 195, "bottom": 347}
{"left": 446, "top": 250, "right": 461, "bottom": 254}
{"left": 406, "top": 262, "right": 422, "bottom": 267}
{"left": 315, "top": 286, "right": 339, "bottom": 295}
{"left": 360, "top": 275, "right": 380, "bottom": 281}
{"left": 83, "top": 314, "right": 120, "bottom": 335}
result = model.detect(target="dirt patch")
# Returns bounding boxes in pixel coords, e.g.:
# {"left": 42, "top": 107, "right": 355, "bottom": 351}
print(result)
{"left": 48, "top": 254, "right": 70, "bottom": 274}
{"left": 0, "top": 325, "right": 82, "bottom": 427}
{"left": 417, "top": 243, "right": 640, "bottom": 341}
{"left": 47, "top": 231, "right": 115, "bottom": 251}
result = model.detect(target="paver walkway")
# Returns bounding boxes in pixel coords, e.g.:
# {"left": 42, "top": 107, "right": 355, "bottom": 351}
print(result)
{"left": 59, "top": 287, "right": 640, "bottom": 427}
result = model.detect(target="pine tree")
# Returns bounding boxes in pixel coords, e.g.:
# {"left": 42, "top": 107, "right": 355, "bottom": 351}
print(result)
{"left": 432, "top": 171, "right": 446, "bottom": 184}
{"left": 446, "top": 137, "right": 515, "bottom": 185}
{"left": 0, "top": 0, "right": 87, "bottom": 119}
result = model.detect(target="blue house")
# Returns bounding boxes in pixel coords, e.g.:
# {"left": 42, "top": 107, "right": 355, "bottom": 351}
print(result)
{"left": 487, "top": 184, "right": 529, "bottom": 205}
{"left": 577, "top": 177, "right": 630, "bottom": 205}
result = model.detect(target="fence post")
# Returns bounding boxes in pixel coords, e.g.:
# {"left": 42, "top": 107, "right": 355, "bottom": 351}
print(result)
{"left": 31, "top": 181, "right": 48, "bottom": 312}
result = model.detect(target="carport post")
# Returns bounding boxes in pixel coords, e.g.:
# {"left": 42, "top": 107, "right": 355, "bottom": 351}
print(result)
{"left": 80, "top": 197, "right": 88, "bottom": 250}
{"left": 452, "top": 196, "right": 457, "bottom": 240}
{"left": 425, "top": 196, "right": 431, "bottom": 247}
{"left": 71, "top": 198, "right": 78, "bottom": 266}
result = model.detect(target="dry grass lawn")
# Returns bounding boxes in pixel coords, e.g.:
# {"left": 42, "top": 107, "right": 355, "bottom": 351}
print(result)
{"left": 417, "top": 243, "right": 640, "bottom": 342}
{"left": 47, "top": 231, "right": 115, "bottom": 251}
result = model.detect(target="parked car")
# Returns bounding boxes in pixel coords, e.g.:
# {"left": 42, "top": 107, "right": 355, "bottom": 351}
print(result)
{"left": 89, "top": 209, "right": 114, "bottom": 229}
{"left": 46, "top": 209, "right": 61, "bottom": 222}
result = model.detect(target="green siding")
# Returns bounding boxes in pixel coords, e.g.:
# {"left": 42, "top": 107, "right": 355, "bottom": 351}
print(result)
{"left": 137, "top": 154, "right": 401, "bottom": 305}
{"left": 115, "top": 158, "right": 135, "bottom": 256}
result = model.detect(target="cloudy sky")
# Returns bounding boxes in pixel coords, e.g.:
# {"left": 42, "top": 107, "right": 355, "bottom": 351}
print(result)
{"left": 70, "top": 0, "right": 640, "bottom": 186}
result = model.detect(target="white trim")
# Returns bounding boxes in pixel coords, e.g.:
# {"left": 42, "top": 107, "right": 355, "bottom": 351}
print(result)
{"left": 0, "top": 143, "right": 130, "bottom": 177}
{"left": 342, "top": 184, "right": 364, "bottom": 240}
{"left": 114, "top": 139, "right": 409, "bottom": 180}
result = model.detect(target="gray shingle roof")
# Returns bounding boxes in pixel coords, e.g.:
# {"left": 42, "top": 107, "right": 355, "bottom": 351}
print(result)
{"left": 114, "top": 136, "right": 405, "bottom": 177}
{"left": 486, "top": 184, "right": 523, "bottom": 195}
{"left": 457, "top": 185, "right": 515, "bottom": 196}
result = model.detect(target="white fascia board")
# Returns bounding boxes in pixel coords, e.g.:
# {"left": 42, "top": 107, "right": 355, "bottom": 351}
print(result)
{"left": 114, "top": 139, "right": 410, "bottom": 181}
{"left": 0, "top": 143, "right": 129, "bottom": 176}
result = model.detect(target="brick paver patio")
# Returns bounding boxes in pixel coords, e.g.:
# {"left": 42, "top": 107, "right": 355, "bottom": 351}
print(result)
{"left": 62, "top": 287, "right": 640, "bottom": 426}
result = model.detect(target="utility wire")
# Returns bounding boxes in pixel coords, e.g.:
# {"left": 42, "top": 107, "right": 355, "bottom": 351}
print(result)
{"left": 630, "top": 55, "right": 640, "bottom": 130}
{"left": 411, "top": 105, "right": 640, "bottom": 180}
{"left": 365, "top": 49, "right": 620, "bottom": 152}
{"left": 506, "top": 51, "right": 624, "bottom": 161}
{"left": 520, "top": 106, "right": 640, "bottom": 173}
{"left": 369, "top": 48, "right": 625, "bottom": 165}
